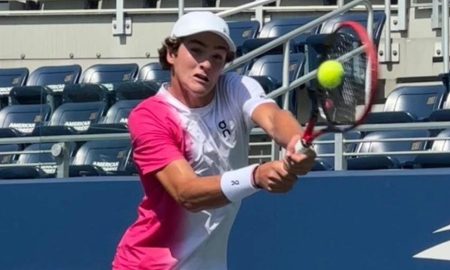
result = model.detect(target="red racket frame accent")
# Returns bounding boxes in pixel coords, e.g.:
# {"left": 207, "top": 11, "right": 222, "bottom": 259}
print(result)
{"left": 302, "top": 20, "right": 379, "bottom": 146}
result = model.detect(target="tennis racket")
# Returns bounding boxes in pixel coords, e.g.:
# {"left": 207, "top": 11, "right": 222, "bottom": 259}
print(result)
{"left": 295, "top": 21, "right": 379, "bottom": 154}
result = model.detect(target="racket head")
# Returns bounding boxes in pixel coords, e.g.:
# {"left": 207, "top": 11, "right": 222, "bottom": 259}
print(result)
{"left": 302, "top": 20, "right": 378, "bottom": 146}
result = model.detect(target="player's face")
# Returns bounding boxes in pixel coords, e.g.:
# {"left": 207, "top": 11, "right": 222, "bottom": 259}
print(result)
{"left": 167, "top": 32, "right": 229, "bottom": 106}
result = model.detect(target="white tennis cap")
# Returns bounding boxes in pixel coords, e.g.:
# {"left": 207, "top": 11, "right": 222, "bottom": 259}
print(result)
{"left": 170, "top": 11, "right": 236, "bottom": 53}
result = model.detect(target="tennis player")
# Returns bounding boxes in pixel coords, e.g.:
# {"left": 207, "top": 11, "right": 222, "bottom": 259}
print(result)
{"left": 112, "top": 11, "right": 315, "bottom": 270}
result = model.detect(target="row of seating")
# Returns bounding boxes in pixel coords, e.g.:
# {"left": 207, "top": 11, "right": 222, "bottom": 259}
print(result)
{"left": 313, "top": 128, "right": 450, "bottom": 171}
{"left": 0, "top": 81, "right": 157, "bottom": 138}
{"left": 3, "top": 126, "right": 450, "bottom": 179}
{"left": 0, "top": 139, "right": 136, "bottom": 179}
{"left": 365, "top": 81, "right": 450, "bottom": 123}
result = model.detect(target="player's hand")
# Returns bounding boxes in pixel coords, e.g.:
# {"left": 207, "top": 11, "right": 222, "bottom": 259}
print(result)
{"left": 253, "top": 161, "right": 297, "bottom": 193}
{"left": 284, "top": 135, "right": 316, "bottom": 175}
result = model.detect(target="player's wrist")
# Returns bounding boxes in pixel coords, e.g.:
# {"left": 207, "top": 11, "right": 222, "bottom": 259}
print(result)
{"left": 251, "top": 164, "right": 261, "bottom": 189}
{"left": 220, "top": 164, "right": 261, "bottom": 202}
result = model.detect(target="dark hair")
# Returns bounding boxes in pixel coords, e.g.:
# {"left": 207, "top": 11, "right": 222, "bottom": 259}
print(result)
{"left": 157, "top": 36, "right": 236, "bottom": 70}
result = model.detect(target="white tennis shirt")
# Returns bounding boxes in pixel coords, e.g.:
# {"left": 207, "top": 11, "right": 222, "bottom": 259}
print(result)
{"left": 113, "top": 72, "right": 274, "bottom": 270}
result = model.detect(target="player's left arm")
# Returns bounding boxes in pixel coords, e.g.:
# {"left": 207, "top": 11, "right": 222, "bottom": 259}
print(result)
{"left": 251, "top": 102, "right": 316, "bottom": 175}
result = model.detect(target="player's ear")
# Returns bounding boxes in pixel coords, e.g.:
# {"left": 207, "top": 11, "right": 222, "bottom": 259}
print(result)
{"left": 166, "top": 48, "right": 176, "bottom": 65}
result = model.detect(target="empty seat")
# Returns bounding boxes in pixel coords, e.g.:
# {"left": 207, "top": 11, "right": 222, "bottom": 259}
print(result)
{"left": 312, "top": 131, "right": 361, "bottom": 171}
{"left": 137, "top": 62, "right": 170, "bottom": 86}
{"left": 413, "top": 129, "right": 450, "bottom": 168}
{"left": 31, "top": 84, "right": 109, "bottom": 136}
{"left": 0, "top": 67, "right": 29, "bottom": 108}
{"left": 0, "top": 67, "right": 28, "bottom": 90}
{"left": 80, "top": 63, "right": 139, "bottom": 90}
{"left": 0, "top": 142, "right": 76, "bottom": 179}
{"left": 347, "top": 129, "right": 430, "bottom": 170}
{"left": 0, "top": 144, "right": 21, "bottom": 165}
{"left": 0, "top": 86, "right": 53, "bottom": 137}
{"left": 227, "top": 20, "right": 260, "bottom": 56}
{"left": 366, "top": 84, "right": 446, "bottom": 124}
{"left": 247, "top": 53, "right": 305, "bottom": 88}
{"left": 238, "top": 16, "right": 318, "bottom": 73}
{"left": 247, "top": 53, "right": 305, "bottom": 111}
{"left": 27, "top": 64, "right": 81, "bottom": 92}
{"left": 86, "top": 99, "right": 141, "bottom": 134}
{"left": 113, "top": 81, "right": 159, "bottom": 101}
{"left": 319, "top": 11, "right": 386, "bottom": 46}
{"left": 70, "top": 139, "right": 132, "bottom": 176}
{"left": 258, "top": 16, "right": 320, "bottom": 50}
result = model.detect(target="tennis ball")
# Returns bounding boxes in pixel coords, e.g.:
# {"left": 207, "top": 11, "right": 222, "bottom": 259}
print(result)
{"left": 317, "top": 60, "right": 344, "bottom": 89}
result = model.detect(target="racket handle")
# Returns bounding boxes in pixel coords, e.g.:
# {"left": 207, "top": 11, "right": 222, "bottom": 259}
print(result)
{"left": 294, "top": 140, "right": 313, "bottom": 155}
{"left": 284, "top": 140, "right": 315, "bottom": 171}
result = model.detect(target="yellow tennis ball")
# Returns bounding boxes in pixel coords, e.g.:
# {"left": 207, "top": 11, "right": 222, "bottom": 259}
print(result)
{"left": 317, "top": 60, "right": 344, "bottom": 89}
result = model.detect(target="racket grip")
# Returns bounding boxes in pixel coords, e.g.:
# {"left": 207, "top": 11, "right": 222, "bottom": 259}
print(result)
{"left": 294, "top": 140, "right": 314, "bottom": 155}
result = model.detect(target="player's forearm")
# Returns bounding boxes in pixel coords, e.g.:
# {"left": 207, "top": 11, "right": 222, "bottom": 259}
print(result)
{"left": 269, "top": 110, "right": 303, "bottom": 148}
{"left": 176, "top": 176, "right": 230, "bottom": 212}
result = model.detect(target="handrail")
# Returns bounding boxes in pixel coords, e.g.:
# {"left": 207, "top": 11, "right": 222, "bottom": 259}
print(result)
{"left": 225, "top": 0, "right": 373, "bottom": 74}
{"left": 216, "top": 0, "right": 277, "bottom": 17}
{"left": 443, "top": 0, "right": 449, "bottom": 72}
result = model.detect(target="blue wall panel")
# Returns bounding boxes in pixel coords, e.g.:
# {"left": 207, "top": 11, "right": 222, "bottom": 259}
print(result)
{"left": 1, "top": 170, "right": 450, "bottom": 269}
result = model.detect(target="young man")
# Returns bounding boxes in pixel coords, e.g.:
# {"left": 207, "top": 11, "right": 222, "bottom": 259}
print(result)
{"left": 113, "top": 11, "right": 315, "bottom": 270}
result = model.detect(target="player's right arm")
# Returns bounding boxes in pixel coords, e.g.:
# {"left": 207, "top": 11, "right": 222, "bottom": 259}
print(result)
{"left": 153, "top": 158, "right": 297, "bottom": 212}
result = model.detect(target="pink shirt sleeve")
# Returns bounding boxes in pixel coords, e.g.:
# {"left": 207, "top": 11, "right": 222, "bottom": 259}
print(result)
{"left": 128, "top": 97, "right": 186, "bottom": 176}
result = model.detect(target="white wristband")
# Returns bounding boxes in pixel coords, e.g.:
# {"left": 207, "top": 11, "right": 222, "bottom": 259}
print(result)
{"left": 220, "top": 164, "right": 260, "bottom": 202}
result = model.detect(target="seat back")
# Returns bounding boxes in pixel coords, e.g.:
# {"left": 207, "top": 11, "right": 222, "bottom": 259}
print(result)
{"left": 0, "top": 67, "right": 28, "bottom": 88}
{"left": 319, "top": 11, "right": 386, "bottom": 45}
{"left": 0, "top": 68, "right": 29, "bottom": 107}
{"left": 247, "top": 53, "right": 305, "bottom": 86}
{"left": 27, "top": 65, "right": 81, "bottom": 92}
{"left": 0, "top": 104, "right": 52, "bottom": 134}
{"left": 313, "top": 131, "right": 361, "bottom": 169}
{"left": 48, "top": 102, "right": 108, "bottom": 132}
{"left": 383, "top": 84, "right": 446, "bottom": 121}
{"left": 80, "top": 63, "right": 139, "bottom": 85}
{"left": 259, "top": 16, "right": 320, "bottom": 46}
{"left": 228, "top": 20, "right": 260, "bottom": 55}
{"left": 102, "top": 99, "right": 141, "bottom": 124}
{"left": 17, "top": 142, "right": 76, "bottom": 175}
{"left": 137, "top": 62, "right": 170, "bottom": 85}
{"left": 356, "top": 130, "right": 430, "bottom": 164}
{"left": 430, "top": 129, "right": 450, "bottom": 151}
{"left": 71, "top": 139, "right": 132, "bottom": 172}
{"left": 0, "top": 144, "right": 20, "bottom": 164}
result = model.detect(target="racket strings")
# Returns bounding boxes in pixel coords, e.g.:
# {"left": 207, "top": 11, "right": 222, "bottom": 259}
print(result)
{"left": 321, "top": 32, "right": 367, "bottom": 125}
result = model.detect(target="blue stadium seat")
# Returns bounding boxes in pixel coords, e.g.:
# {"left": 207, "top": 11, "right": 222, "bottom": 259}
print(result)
{"left": 137, "top": 62, "right": 170, "bottom": 86}
{"left": 319, "top": 11, "right": 386, "bottom": 46}
{"left": 412, "top": 129, "right": 450, "bottom": 168}
{"left": 0, "top": 67, "right": 28, "bottom": 89}
{"left": 258, "top": 16, "right": 320, "bottom": 51}
{"left": 228, "top": 20, "right": 260, "bottom": 56}
{"left": 347, "top": 129, "right": 430, "bottom": 170}
{"left": 366, "top": 84, "right": 446, "bottom": 123}
{"left": 80, "top": 63, "right": 139, "bottom": 91}
{"left": 0, "top": 144, "right": 21, "bottom": 165}
{"left": 427, "top": 90, "right": 450, "bottom": 121}
{"left": 86, "top": 99, "right": 142, "bottom": 134}
{"left": 312, "top": 131, "right": 361, "bottom": 171}
{"left": 0, "top": 142, "right": 76, "bottom": 179}
{"left": 0, "top": 86, "right": 53, "bottom": 137}
{"left": 69, "top": 139, "right": 132, "bottom": 176}
{"left": 247, "top": 53, "right": 305, "bottom": 111}
{"left": 18, "top": 142, "right": 76, "bottom": 176}
{"left": 27, "top": 64, "right": 81, "bottom": 91}
{"left": 113, "top": 80, "right": 159, "bottom": 101}
{"left": 237, "top": 16, "right": 317, "bottom": 73}
{"left": 30, "top": 84, "right": 109, "bottom": 136}
{"left": 0, "top": 67, "right": 29, "bottom": 108}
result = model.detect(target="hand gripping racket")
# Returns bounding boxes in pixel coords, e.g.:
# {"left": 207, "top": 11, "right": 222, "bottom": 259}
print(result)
{"left": 294, "top": 21, "right": 379, "bottom": 154}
